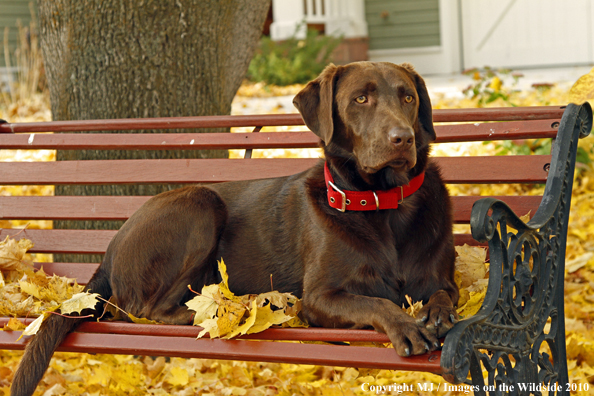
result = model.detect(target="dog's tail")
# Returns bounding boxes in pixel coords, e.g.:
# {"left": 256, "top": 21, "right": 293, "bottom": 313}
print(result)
{"left": 11, "top": 266, "right": 112, "bottom": 396}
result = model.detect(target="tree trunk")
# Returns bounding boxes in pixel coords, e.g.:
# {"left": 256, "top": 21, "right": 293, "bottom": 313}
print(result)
{"left": 37, "top": 0, "right": 270, "bottom": 262}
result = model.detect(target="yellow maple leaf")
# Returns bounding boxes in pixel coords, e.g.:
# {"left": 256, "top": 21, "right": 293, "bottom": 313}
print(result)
{"left": 109, "top": 361, "right": 145, "bottom": 393}
{"left": 186, "top": 284, "right": 220, "bottom": 325}
{"left": 127, "top": 313, "right": 160, "bottom": 324}
{"left": 87, "top": 364, "right": 112, "bottom": 386}
{"left": 165, "top": 366, "right": 189, "bottom": 387}
{"left": 216, "top": 300, "right": 247, "bottom": 337}
{"left": 457, "top": 289, "right": 487, "bottom": 318}
{"left": 19, "top": 280, "right": 42, "bottom": 299}
{"left": 4, "top": 317, "right": 26, "bottom": 331}
{"left": 224, "top": 299, "right": 258, "bottom": 339}
{"left": 569, "top": 66, "right": 594, "bottom": 104}
{"left": 60, "top": 292, "right": 100, "bottom": 315}
{"left": 218, "top": 259, "right": 236, "bottom": 300}
{"left": 0, "top": 236, "right": 34, "bottom": 271}
{"left": 197, "top": 318, "right": 219, "bottom": 338}
{"left": 455, "top": 244, "right": 488, "bottom": 289}
{"left": 16, "top": 313, "right": 46, "bottom": 341}
{"left": 519, "top": 211, "right": 531, "bottom": 224}
{"left": 256, "top": 291, "right": 299, "bottom": 308}
{"left": 41, "top": 275, "right": 84, "bottom": 304}
{"left": 281, "top": 316, "right": 309, "bottom": 328}
{"left": 190, "top": 259, "right": 305, "bottom": 338}
{"left": 247, "top": 303, "right": 293, "bottom": 334}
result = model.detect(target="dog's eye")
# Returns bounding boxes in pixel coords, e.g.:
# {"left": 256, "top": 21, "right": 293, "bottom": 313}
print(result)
{"left": 404, "top": 95, "right": 414, "bottom": 103}
{"left": 355, "top": 95, "right": 367, "bottom": 104}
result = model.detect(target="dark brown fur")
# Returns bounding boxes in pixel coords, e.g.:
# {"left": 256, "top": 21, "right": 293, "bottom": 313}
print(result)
{"left": 12, "top": 62, "right": 458, "bottom": 396}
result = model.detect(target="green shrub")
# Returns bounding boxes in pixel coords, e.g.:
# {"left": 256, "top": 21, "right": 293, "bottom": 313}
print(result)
{"left": 462, "top": 66, "right": 523, "bottom": 107}
{"left": 248, "top": 26, "right": 342, "bottom": 86}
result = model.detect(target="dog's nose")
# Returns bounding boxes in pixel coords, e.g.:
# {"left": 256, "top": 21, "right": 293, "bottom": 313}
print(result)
{"left": 389, "top": 127, "right": 414, "bottom": 149}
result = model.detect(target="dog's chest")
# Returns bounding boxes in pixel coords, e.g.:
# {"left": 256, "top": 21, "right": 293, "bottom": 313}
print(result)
{"left": 338, "top": 208, "right": 430, "bottom": 302}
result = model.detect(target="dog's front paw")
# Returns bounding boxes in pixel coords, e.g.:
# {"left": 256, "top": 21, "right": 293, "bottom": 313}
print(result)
{"left": 416, "top": 290, "right": 458, "bottom": 338}
{"left": 387, "top": 317, "right": 439, "bottom": 357}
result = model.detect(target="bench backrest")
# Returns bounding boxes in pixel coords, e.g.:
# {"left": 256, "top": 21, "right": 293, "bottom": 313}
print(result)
{"left": 0, "top": 106, "right": 565, "bottom": 284}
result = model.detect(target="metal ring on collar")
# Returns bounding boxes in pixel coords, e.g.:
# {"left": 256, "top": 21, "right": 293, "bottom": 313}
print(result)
{"left": 373, "top": 191, "right": 379, "bottom": 211}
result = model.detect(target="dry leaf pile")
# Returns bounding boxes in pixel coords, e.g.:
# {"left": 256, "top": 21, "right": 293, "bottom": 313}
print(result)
{"left": 187, "top": 260, "right": 307, "bottom": 339}
{"left": 0, "top": 236, "right": 83, "bottom": 319}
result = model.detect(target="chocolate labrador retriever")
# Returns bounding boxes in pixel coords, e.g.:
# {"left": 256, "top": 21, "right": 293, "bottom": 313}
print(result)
{"left": 12, "top": 61, "right": 458, "bottom": 396}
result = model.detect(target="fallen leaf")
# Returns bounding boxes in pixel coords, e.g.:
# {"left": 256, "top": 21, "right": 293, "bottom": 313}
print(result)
{"left": 127, "top": 313, "right": 160, "bottom": 324}
{"left": 165, "top": 366, "right": 189, "bottom": 387}
{"left": 19, "top": 280, "right": 42, "bottom": 299}
{"left": 0, "top": 236, "right": 34, "bottom": 271}
{"left": 60, "top": 292, "right": 100, "bottom": 315}
{"left": 3, "top": 317, "right": 26, "bottom": 331}
{"left": 403, "top": 295, "right": 423, "bottom": 318}
{"left": 455, "top": 244, "right": 488, "bottom": 289}
{"left": 224, "top": 299, "right": 258, "bottom": 339}
{"left": 569, "top": 66, "right": 594, "bottom": 103}
{"left": 218, "top": 259, "right": 236, "bottom": 300}
{"left": 190, "top": 260, "right": 305, "bottom": 338}
{"left": 216, "top": 300, "right": 247, "bottom": 337}
{"left": 16, "top": 314, "right": 46, "bottom": 341}
{"left": 246, "top": 303, "right": 292, "bottom": 334}
{"left": 457, "top": 289, "right": 488, "bottom": 319}
{"left": 186, "top": 284, "right": 220, "bottom": 325}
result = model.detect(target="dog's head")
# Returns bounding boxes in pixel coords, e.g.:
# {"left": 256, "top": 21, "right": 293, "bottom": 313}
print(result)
{"left": 293, "top": 62, "right": 435, "bottom": 187}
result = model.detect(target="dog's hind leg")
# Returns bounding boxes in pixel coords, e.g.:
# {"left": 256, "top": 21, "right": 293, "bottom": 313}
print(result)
{"left": 147, "top": 243, "right": 223, "bottom": 325}
{"left": 109, "top": 186, "right": 228, "bottom": 325}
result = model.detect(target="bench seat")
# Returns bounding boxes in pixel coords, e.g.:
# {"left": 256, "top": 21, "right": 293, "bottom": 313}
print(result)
{"left": 0, "top": 103, "right": 591, "bottom": 392}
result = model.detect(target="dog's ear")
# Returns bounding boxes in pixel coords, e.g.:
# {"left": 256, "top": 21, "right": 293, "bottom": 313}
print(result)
{"left": 293, "top": 64, "right": 339, "bottom": 144}
{"left": 400, "top": 63, "right": 436, "bottom": 142}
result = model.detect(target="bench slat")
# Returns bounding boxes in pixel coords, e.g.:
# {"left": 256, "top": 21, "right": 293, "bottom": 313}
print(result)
{"left": 0, "top": 330, "right": 442, "bottom": 373}
{"left": 0, "top": 132, "right": 320, "bottom": 150}
{"left": 0, "top": 119, "right": 558, "bottom": 149}
{"left": 1, "top": 229, "right": 484, "bottom": 254}
{"left": 0, "top": 106, "right": 566, "bottom": 134}
{"left": 435, "top": 119, "right": 558, "bottom": 142}
{"left": 0, "top": 317, "right": 392, "bottom": 342}
{"left": 0, "top": 155, "right": 550, "bottom": 185}
{"left": 1, "top": 229, "right": 116, "bottom": 254}
{"left": 0, "top": 195, "right": 543, "bottom": 222}
{"left": 32, "top": 262, "right": 99, "bottom": 282}
{"left": 30, "top": 238, "right": 480, "bottom": 282}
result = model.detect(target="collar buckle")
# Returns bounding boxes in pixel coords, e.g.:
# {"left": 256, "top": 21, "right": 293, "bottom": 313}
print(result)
{"left": 328, "top": 180, "right": 346, "bottom": 212}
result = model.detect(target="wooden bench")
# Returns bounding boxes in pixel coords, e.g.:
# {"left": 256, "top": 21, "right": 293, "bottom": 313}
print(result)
{"left": 0, "top": 103, "right": 591, "bottom": 393}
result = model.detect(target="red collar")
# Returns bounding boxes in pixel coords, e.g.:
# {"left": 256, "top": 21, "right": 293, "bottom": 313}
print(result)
{"left": 324, "top": 162, "right": 425, "bottom": 212}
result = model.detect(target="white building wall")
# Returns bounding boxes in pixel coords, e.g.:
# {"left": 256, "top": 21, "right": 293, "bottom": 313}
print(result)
{"left": 367, "top": 0, "right": 461, "bottom": 75}
{"left": 270, "top": 0, "right": 368, "bottom": 40}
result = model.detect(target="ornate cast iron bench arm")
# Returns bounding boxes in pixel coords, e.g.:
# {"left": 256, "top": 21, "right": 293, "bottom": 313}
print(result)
{"left": 441, "top": 103, "right": 593, "bottom": 395}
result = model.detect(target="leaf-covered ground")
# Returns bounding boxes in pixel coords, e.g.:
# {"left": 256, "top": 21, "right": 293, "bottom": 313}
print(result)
{"left": 1, "top": 70, "right": 594, "bottom": 395}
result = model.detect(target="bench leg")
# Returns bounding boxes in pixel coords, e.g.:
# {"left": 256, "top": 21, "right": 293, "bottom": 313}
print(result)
{"left": 441, "top": 103, "right": 592, "bottom": 395}
{"left": 444, "top": 201, "right": 571, "bottom": 395}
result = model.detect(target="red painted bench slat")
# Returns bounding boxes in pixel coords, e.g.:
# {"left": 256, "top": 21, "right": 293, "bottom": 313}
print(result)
{"left": 0, "top": 195, "right": 542, "bottom": 223}
{"left": 0, "top": 329, "right": 442, "bottom": 373}
{"left": 0, "top": 119, "right": 558, "bottom": 149}
{"left": 0, "top": 317, "right": 392, "bottom": 342}
{"left": 0, "top": 155, "right": 550, "bottom": 185}
{"left": 0, "top": 106, "right": 566, "bottom": 135}
{"left": 2, "top": 229, "right": 482, "bottom": 254}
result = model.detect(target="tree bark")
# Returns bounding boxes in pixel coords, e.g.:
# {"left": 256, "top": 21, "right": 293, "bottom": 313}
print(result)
{"left": 37, "top": 0, "right": 270, "bottom": 262}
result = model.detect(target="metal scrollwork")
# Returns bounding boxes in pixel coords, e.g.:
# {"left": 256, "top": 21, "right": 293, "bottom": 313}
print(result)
{"left": 441, "top": 103, "right": 593, "bottom": 396}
